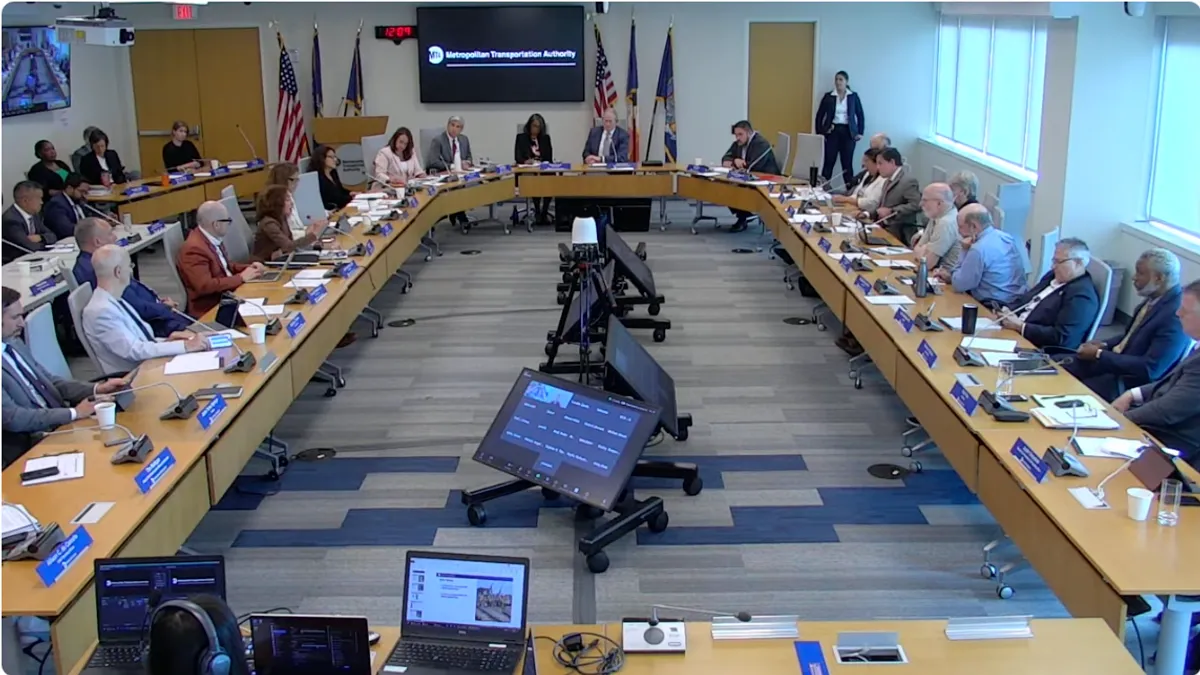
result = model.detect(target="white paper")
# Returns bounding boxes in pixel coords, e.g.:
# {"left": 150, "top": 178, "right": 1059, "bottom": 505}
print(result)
{"left": 1071, "top": 437, "right": 1146, "bottom": 460}
{"left": 833, "top": 226, "right": 858, "bottom": 234}
{"left": 830, "top": 252, "right": 867, "bottom": 261}
{"left": 710, "top": 166, "right": 731, "bottom": 174}
{"left": 959, "top": 337, "right": 1018, "bottom": 353}
{"left": 227, "top": 162, "right": 249, "bottom": 170}
{"left": 208, "top": 328, "right": 247, "bottom": 341}
{"left": 954, "top": 373, "right": 983, "bottom": 388}
{"left": 790, "top": 213, "right": 827, "bottom": 224}
{"left": 21, "top": 452, "right": 84, "bottom": 486}
{"left": 1068, "top": 486, "right": 1110, "bottom": 510}
{"left": 71, "top": 501, "right": 115, "bottom": 525}
{"left": 356, "top": 192, "right": 389, "bottom": 200}
{"left": 865, "top": 295, "right": 916, "bottom": 306}
{"left": 238, "top": 304, "right": 284, "bottom": 318}
{"left": 1031, "top": 407, "right": 1121, "bottom": 431}
{"left": 981, "top": 352, "right": 1025, "bottom": 367}
{"left": 870, "top": 246, "right": 911, "bottom": 256}
{"left": 744, "top": 179, "right": 771, "bottom": 186}
{"left": 164, "top": 351, "right": 223, "bottom": 375}
{"left": 873, "top": 259, "right": 916, "bottom": 269}
{"left": 284, "top": 279, "right": 328, "bottom": 289}
{"left": 1031, "top": 394, "right": 1102, "bottom": 410}
{"left": 192, "top": 171, "right": 212, "bottom": 178}
{"left": 293, "top": 269, "right": 329, "bottom": 280}
{"left": 694, "top": 171, "right": 722, "bottom": 178}
{"left": 2, "top": 504, "right": 39, "bottom": 537}
{"left": 942, "top": 317, "right": 1001, "bottom": 332}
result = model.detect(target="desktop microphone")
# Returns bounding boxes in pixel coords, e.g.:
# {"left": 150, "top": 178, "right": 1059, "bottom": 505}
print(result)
{"left": 121, "top": 381, "right": 199, "bottom": 420}
{"left": 1091, "top": 452, "right": 1141, "bottom": 505}
{"left": 318, "top": 217, "right": 367, "bottom": 257}
{"left": 39, "top": 422, "right": 155, "bottom": 464}
{"left": 623, "top": 604, "right": 753, "bottom": 652}
{"left": 872, "top": 270, "right": 903, "bottom": 296}
{"left": 235, "top": 123, "right": 260, "bottom": 160}
{"left": 219, "top": 292, "right": 282, "bottom": 337}
{"left": 365, "top": 172, "right": 400, "bottom": 196}
{"left": 1042, "top": 404, "right": 1091, "bottom": 478}
{"left": 195, "top": 311, "right": 258, "bottom": 373}
{"left": 81, "top": 201, "right": 125, "bottom": 227}
{"left": 649, "top": 605, "right": 753, "bottom": 626}
{"left": 3, "top": 238, "right": 39, "bottom": 257}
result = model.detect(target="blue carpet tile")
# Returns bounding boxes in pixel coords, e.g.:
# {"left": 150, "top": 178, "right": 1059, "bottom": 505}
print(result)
{"left": 630, "top": 454, "right": 809, "bottom": 490}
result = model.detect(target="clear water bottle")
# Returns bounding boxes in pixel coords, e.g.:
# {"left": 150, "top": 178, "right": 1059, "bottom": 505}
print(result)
{"left": 915, "top": 258, "right": 929, "bottom": 298}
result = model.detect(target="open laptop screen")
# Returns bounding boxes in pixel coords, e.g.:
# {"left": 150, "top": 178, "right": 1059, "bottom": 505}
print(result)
{"left": 94, "top": 555, "right": 226, "bottom": 643}
{"left": 250, "top": 614, "right": 371, "bottom": 675}
{"left": 402, "top": 553, "right": 529, "bottom": 643}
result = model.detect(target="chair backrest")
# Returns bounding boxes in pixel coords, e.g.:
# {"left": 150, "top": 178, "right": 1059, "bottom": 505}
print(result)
{"left": 294, "top": 172, "right": 327, "bottom": 223}
{"left": 1086, "top": 258, "right": 1113, "bottom": 341}
{"left": 982, "top": 192, "right": 1006, "bottom": 231}
{"left": 219, "top": 195, "right": 252, "bottom": 263}
{"left": 516, "top": 123, "right": 525, "bottom": 134}
{"left": 361, "top": 133, "right": 389, "bottom": 182}
{"left": 26, "top": 302, "right": 72, "bottom": 380}
{"left": 1037, "top": 228, "right": 1061, "bottom": 280}
{"left": 64, "top": 265, "right": 79, "bottom": 291}
{"left": 932, "top": 166, "right": 947, "bottom": 183}
{"left": 67, "top": 284, "right": 102, "bottom": 373}
{"left": 161, "top": 221, "right": 187, "bottom": 309}
{"left": 220, "top": 184, "right": 236, "bottom": 200}
{"left": 791, "top": 133, "right": 824, "bottom": 178}
{"left": 298, "top": 156, "right": 311, "bottom": 173}
{"left": 419, "top": 128, "right": 443, "bottom": 168}
{"left": 774, "top": 132, "right": 791, "bottom": 177}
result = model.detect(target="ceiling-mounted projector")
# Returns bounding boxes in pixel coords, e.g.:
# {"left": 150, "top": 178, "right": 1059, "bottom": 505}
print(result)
{"left": 55, "top": 5, "right": 134, "bottom": 47}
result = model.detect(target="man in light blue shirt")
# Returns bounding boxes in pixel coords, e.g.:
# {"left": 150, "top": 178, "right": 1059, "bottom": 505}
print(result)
{"left": 933, "top": 204, "right": 1028, "bottom": 307}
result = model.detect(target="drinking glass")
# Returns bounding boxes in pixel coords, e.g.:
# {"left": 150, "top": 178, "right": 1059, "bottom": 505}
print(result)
{"left": 995, "top": 361, "right": 1015, "bottom": 398}
{"left": 1158, "top": 478, "right": 1182, "bottom": 526}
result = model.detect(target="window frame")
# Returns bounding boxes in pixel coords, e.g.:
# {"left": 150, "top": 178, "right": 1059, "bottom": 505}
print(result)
{"left": 1145, "top": 18, "right": 1196, "bottom": 239}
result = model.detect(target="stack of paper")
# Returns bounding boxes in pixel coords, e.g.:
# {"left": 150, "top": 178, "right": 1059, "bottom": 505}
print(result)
{"left": 981, "top": 352, "right": 1025, "bottom": 367}
{"left": 1031, "top": 407, "right": 1121, "bottom": 430}
{"left": 2, "top": 504, "right": 39, "bottom": 542}
{"left": 873, "top": 260, "right": 916, "bottom": 269}
{"left": 293, "top": 269, "right": 329, "bottom": 281}
{"left": 1031, "top": 394, "right": 1103, "bottom": 410}
{"left": 164, "top": 350, "right": 223, "bottom": 375}
{"left": 21, "top": 452, "right": 84, "bottom": 486}
{"left": 830, "top": 252, "right": 868, "bottom": 261}
{"left": 1071, "top": 437, "right": 1146, "bottom": 460}
{"left": 790, "top": 213, "right": 827, "bottom": 225}
{"left": 959, "top": 337, "right": 1018, "bottom": 352}
{"left": 870, "top": 246, "right": 912, "bottom": 256}
{"left": 865, "top": 296, "right": 915, "bottom": 306}
{"left": 237, "top": 300, "right": 285, "bottom": 318}
{"left": 284, "top": 279, "right": 327, "bottom": 289}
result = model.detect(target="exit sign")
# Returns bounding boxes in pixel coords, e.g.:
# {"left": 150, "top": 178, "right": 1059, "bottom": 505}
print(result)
{"left": 173, "top": 4, "right": 197, "bottom": 20}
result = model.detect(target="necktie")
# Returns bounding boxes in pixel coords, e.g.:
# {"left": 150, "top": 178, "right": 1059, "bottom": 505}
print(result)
{"left": 6, "top": 348, "right": 62, "bottom": 408}
{"left": 116, "top": 297, "right": 154, "bottom": 341}
{"left": 600, "top": 131, "right": 611, "bottom": 160}
{"left": 25, "top": 214, "right": 35, "bottom": 235}
{"left": 451, "top": 139, "right": 458, "bottom": 159}
{"left": 1113, "top": 301, "right": 1151, "bottom": 354}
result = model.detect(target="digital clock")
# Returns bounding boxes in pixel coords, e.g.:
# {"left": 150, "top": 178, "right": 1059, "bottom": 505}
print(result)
{"left": 374, "top": 25, "right": 418, "bottom": 43}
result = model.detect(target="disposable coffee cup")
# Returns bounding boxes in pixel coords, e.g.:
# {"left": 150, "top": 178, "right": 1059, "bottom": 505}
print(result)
{"left": 694, "top": 158, "right": 703, "bottom": 166}
{"left": 961, "top": 304, "right": 979, "bottom": 336}
{"left": 1127, "top": 487, "right": 1154, "bottom": 521}
{"left": 250, "top": 324, "right": 267, "bottom": 345}
{"left": 95, "top": 401, "right": 117, "bottom": 429}
{"left": 210, "top": 159, "right": 219, "bottom": 171}
{"left": 831, "top": 212, "right": 843, "bottom": 228}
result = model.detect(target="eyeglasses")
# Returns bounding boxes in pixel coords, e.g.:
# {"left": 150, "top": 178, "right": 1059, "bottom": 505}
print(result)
{"left": 214, "top": 218, "right": 233, "bottom": 225}
{"left": 1051, "top": 257, "right": 1079, "bottom": 266}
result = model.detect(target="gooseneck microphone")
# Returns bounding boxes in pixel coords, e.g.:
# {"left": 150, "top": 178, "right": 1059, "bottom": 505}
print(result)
{"left": 235, "top": 123, "right": 260, "bottom": 160}
{"left": 220, "top": 292, "right": 283, "bottom": 337}
{"left": 122, "top": 381, "right": 199, "bottom": 420}
{"left": 191, "top": 301, "right": 259, "bottom": 373}
{"left": 648, "top": 604, "right": 753, "bottom": 626}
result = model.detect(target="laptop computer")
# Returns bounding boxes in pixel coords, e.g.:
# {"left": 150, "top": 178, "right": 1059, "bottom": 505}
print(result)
{"left": 385, "top": 551, "right": 531, "bottom": 675}
{"left": 82, "top": 555, "right": 226, "bottom": 673}
{"left": 250, "top": 614, "right": 372, "bottom": 675}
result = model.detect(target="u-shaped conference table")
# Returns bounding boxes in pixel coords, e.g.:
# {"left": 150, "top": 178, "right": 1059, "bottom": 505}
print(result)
{"left": 3, "top": 164, "right": 1197, "bottom": 674}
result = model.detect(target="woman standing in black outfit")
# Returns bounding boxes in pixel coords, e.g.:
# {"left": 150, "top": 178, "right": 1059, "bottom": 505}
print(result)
{"left": 27, "top": 140, "right": 73, "bottom": 202}
{"left": 514, "top": 113, "right": 554, "bottom": 224}
{"left": 814, "top": 70, "right": 865, "bottom": 189}
{"left": 162, "top": 121, "right": 203, "bottom": 171}
{"left": 308, "top": 144, "right": 354, "bottom": 211}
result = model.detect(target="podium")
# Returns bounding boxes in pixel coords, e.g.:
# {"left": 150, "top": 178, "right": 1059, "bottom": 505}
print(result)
{"left": 312, "top": 116, "right": 389, "bottom": 189}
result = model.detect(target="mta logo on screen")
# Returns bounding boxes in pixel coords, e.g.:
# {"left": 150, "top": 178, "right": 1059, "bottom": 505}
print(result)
{"left": 428, "top": 46, "right": 445, "bottom": 65}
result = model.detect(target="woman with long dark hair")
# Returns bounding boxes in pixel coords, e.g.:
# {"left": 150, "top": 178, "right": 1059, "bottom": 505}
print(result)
{"left": 373, "top": 126, "right": 426, "bottom": 187}
{"left": 308, "top": 144, "right": 354, "bottom": 210}
{"left": 514, "top": 113, "right": 554, "bottom": 224}
{"left": 815, "top": 70, "right": 865, "bottom": 189}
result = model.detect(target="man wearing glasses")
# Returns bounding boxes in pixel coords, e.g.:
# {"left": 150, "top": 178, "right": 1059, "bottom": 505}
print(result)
{"left": 933, "top": 204, "right": 1029, "bottom": 307}
{"left": 176, "top": 200, "right": 265, "bottom": 316}
{"left": 997, "top": 237, "right": 1099, "bottom": 350}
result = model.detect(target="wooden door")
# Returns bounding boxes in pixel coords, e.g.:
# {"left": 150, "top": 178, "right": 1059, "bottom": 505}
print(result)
{"left": 194, "top": 28, "right": 268, "bottom": 163}
{"left": 747, "top": 22, "right": 815, "bottom": 170}
{"left": 129, "top": 30, "right": 202, "bottom": 176}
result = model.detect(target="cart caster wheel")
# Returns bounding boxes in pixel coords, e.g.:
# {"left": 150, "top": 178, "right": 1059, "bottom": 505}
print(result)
{"left": 541, "top": 487, "right": 558, "bottom": 500}
{"left": 816, "top": 323, "right": 827, "bottom": 332}
{"left": 406, "top": 282, "right": 414, "bottom": 291}
{"left": 854, "top": 379, "right": 863, "bottom": 390}
{"left": 648, "top": 511, "right": 669, "bottom": 533}
{"left": 981, "top": 563, "right": 997, "bottom": 579}
{"left": 683, "top": 475, "right": 703, "bottom": 496}
{"left": 267, "top": 470, "right": 280, "bottom": 481}
{"left": 467, "top": 504, "right": 487, "bottom": 527}
{"left": 848, "top": 369, "right": 858, "bottom": 379}
{"left": 279, "top": 456, "right": 290, "bottom": 469}
{"left": 653, "top": 328, "right": 666, "bottom": 343}
{"left": 400, "top": 285, "right": 409, "bottom": 295}
{"left": 909, "top": 460, "right": 923, "bottom": 473}
{"left": 648, "top": 304, "right": 661, "bottom": 316}
{"left": 786, "top": 283, "right": 795, "bottom": 291}
{"left": 544, "top": 343, "right": 554, "bottom": 356}
{"left": 324, "top": 387, "right": 337, "bottom": 398}
{"left": 997, "top": 585, "right": 1014, "bottom": 600}
{"left": 336, "top": 376, "right": 347, "bottom": 388}
{"left": 370, "top": 326, "right": 379, "bottom": 338}
{"left": 690, "top": 228, "right": 698, "bottom": 235}
{"left": 556, "top": 292, "right": 567, "bottom": 305}
{"left": 637, "top": 252, "right": 647, "bottom": 261}
{"left": 504, "top": 228, "right": 512, "bottom": 235}
{"left": 675, "top": 427, "right": 688, "bottom": 442}
{"left": 901, "top": 446, "right": 914, "bottom": 458}
{"left": 436, "top": 250, "right": 444, "bottom": 257}
{"left": 424, "top": 255, "right": 432, "bottom": 262}
{"left": 586, "top": 552, "right": 610, "bottom": 574}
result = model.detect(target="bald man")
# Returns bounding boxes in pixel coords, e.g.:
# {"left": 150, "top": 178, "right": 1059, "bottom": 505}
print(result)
{"left": 177, "top": 201, "right": 265, "bottom": 316}
{"left": 82, "top": 245, "right": 206, "bottom": 373}
{"left": 869, "top": 133, "right": 890, "bottom": 151}
{"left": 583, "top": 109, "right": 631, "bottom": 164}
{"left": 933, "top": 204, "right": 1028, "bottom": 306}
{"left": 912, "top": 183, "right": 961, "bottom": 270}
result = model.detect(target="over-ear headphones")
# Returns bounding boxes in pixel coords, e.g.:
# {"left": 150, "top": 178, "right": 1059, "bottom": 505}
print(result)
{"left": 146, "top": 599, "right": 232, "bottom": 675}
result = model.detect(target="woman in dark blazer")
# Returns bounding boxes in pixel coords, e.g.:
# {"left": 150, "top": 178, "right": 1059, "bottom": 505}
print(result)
{"left": 251, "top": 185, "right": 323, "bottom": 262}
{"left": 78, "top": 128, "right": 127, "bottom": 186}
{"left": 308, "top": 144, "right": 354, "bottom": 211}
{"left": 814, "top": 70, "right": 865, "bottom": 189}
{"left": 514, "top": 113, "right": 554, "bottom": 224}
{"left": 27, "top": 140, "right": 73, "bottom": 202}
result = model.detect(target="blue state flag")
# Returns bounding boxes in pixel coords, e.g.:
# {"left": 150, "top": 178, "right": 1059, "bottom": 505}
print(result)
{"left": 342, "top": 28, "right": 364, "bottom": 116}
{"left": 654, "top": 26, "right": 676, "bottom": 164}
{"left": 312, "top": 22, "right": 324, "bottom": 118}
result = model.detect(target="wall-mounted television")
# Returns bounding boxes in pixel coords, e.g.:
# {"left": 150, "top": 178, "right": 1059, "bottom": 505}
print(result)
{"left": 2, "top": 25, "right": 71, "bottom": 118}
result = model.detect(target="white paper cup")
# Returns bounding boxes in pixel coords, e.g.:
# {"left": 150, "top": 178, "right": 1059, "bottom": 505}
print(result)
{"left": 210, "top": 159, "right": 219, "bottom": 171}
{"left": 1127, "top": 487, "right": 1154, "bottom": 521}
{"left": 694, "top": 158, "right": 703, "bottom": 166}
{"left": 250, "top": 324, "right": 267, "bottom": 345}
{"left": 831, "top": 212, "right": 843, "bottom": 228}
{"left": 95, "top": 401, "right": 117, "bottom": 429}
{"left": 121, "top": 214, "right": 133, "bottom": 227}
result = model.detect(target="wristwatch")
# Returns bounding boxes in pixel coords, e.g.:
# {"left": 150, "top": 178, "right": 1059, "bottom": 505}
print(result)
{"left": 1095, "top": 348, "right": 1103, "bottom": 359}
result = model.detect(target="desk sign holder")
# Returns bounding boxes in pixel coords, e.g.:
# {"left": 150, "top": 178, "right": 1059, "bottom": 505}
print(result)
{"left": 949, "top": 381, "right": 978, "bottom": 416}
{"left": 818, "top": 237, "right": 832, "bottom": 253}
{"left": 308, "top": 284, "right": 327, "bottom": 305}
{"left": 794, "top": 641, "right": 830, "bottom": 674}
{"left": 894, "top": 308, "right": 914, "bottom": 333}
{"left": 35, "top": 526, "right": 92, "bottom": 587}
{"left": 134, "top": 448, "right": 176, "bottom": 494}
{"left": 197, "top": 394, "right": 227, "bottom": 431}
{"left": 30, "top": 277, "right": 57, "bottom": 296}
{"left": 839, "top": 255, "right": 853, "bottom": 273}
{"left": 365, "top": 239, "right": 375, "bottom": 255}
{"left": 853, "top": 276, "right": 872, "bottom": 295}
{"left": 711, "top": 615, "right": 799, "bottom": 640}
{"left": 1010, "top": 438, "right": 1049, "bottom": 483}
{"left": 944, "top": 616, "right": 1033, "bottom": 641}
{"left": 147, "top": 221, "right": 166, "bottom": 234}
{"left": 917, "top": 340, "right": 937, "bottom": 368}
{"left": 286, "top": 313, "right": 307, "bottom": 338}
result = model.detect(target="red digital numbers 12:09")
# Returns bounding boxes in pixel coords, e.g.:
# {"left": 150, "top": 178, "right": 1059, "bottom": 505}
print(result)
{"left": 375, "top": 25, "right": 417, "bottom": 42}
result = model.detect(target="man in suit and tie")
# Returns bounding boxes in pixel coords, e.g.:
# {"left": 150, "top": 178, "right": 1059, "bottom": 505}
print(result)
{"left": 426, "top": 115, "right": 474, "bottom": 228}
{"left": 720, "top": 120, "right": 781, "bottom": 232}
{"left": 82, "top": 245, "right": 207, "bottom": 374}
{"left": 1, "top": 286, "right": 128, "bottom": 467}
{"left": 582, "top": 109, "right": 630, "bottom": 165}
{"left": 42, "top": 173, "right": 89, "bottom": 239}
{"left": 997, "top": 237, "right": 1099, "bottom": 351}
{"left": 1, "top": 181, "right": 57, "bottom": 263}
{"left": 863, "top": 148, "right": 921, "bottom": 245}
{"left": 1114, "top": 279, "right": 1200, "bottom": 467}
{"left": 177, "top": 201, "right": 266, "bottom": 317}
{"left": 1067, "top": 249, "right": 1192, "bottom": 401}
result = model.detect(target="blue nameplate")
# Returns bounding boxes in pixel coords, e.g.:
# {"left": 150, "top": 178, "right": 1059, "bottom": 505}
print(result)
{"left": 685, "top": 164, "right": 710, "bottom": 173}
{"left": 426, "top": 185, "right": 437, "bottom": 196}
{"left": 1010, "top": 438, "right": 1049, "bottom": 483}
{"left": 339, "top": 260, "right": 359, "bottom": 278}
{"left": 793, "top": 641, "right": 830, "bottom": 675}
{"left": 493, "top": 164, "right": 513, "bottom": 174}
{"left": 408, "top": 197, "right": 419, "bottom": 208}
{"left": 167, "top": 174, "right": 194, "bottom": 186}
{"left": 380, "top": 222, "right": 394, "bottom": 236}
{"left": 853, "top": 275, "right": 872, "bottom": 295}
{"left": 801, "top": 221, "right": 812, "bottom": 235}
{"left": 147, "top": 221, "right": 166, "bottom": 234}
{"left": 778, "top": 191, "right": 787, "bottom": 204}
{"left": 541, "top": 162, "right": 572, "bottom": 171}
{"left": 30, "top": 277, "right": 58, "bottom": 296}
{"left": 894, "top": 308, "right": 914, "bottom": 333}
{"left": 197, "top": 395, "right": 226, "bottom": 431}
{"left": 727, "top": 170, "right": 753, "bottom": 181}
{"left": 818, "top": 237, "right": 832, "bottom": 253}
{"left": 917, "top": 339, "right": 938, "bottom": 368}
{"left": 839, "top": 255, "right": 853, "bottom": 273}
{"left": 787, "top": 205, "right": 796, "bottom": 217}
{"left": 247, "top": 158, "right": 265, "bottom": 168}
{"left": 463, "top": 171, "right": 482, "bottom": 181}
{"left": 287, "top": 312, "right": 306, "bottom": 338}
{"left": 117, "top": 238, "right": 129, "bottom": 247}
{"left": 399, "top": 211, "right": 409, "bottom": 221}
{"left": 123, "top": 185, "right": 150, "bottom": 197}
{"left": 35, "top": 526, "right": 92, "bottom": 587}
{"left": 134, "top": 447, "right": 177, "bottom": 495}
{"left": 365, "top": 239, "right": 375, "bottom": 255}
{"left": 606, "top": 162, "right": 637, "bottom": 170}
{"left": 950, "top": 381, "right": 978, "bottom": 416}
{"left": 308, "top": 284, "right": 327, "bottom": 305}
{"left": 212, "top": 166, "right": 231, "bottom": 176}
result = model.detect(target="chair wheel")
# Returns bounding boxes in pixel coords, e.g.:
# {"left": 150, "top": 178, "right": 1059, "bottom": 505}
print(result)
{"left": 637, "top": 252, "right": 647, "bottom": 261}
{"left": 653, "top": 328, "right": 666, "bottom": 343}
{"left": 648, "top": 511, "right": 669, "bottom": 533}
{"left": 424, "top": 255, "right": 432, "bottom": 262}
{"left": 541, "top": 487, "right": 558, "bottom": 500}
{"left": 467, "top": 504, "right": 487, "bottom": 527}
{"left": 981, "top": 563, "right": 997, "bottom": 579}
{"left": 324, "top": 387, "right": 337, "bottom": 397}
{"left": 901, "top": 446, "right": 914, "bottom": 458}
{"left": 577, "top": 505, "right": 604, "bottom": 520}
{"left": 436, "top": 250, "right": 444, "bottom": 257}
{"left": 586, "top": 551, "right": 610, "bottom": 574}
{"left": 337, "top": 376, "right": 347, "bottom": 388}
{"left": 648, "top": 304, "right": 661, "bottom": 316}
{"left": 544, "top": 343, "right": 554, "bottom": 356}
{"left": 854, "top": 378, "right": 863, "bottom": 390}
{"left": 556, "top": 292, "right": 567, "bottom": 305}
{"left": 400, "top": 285, "right": 409, "bottom": 294}
{"left": 997, "top": 585, "right": 1014, "bottom": 600}
{"left": 504, "top": 228, "right": 511, "bottom": 235}
{"left": 267, "top": 470, "right": 280, "bottom": 481}
{"left": 370, "top": 326, "right": 379, "bottom": 338}
{"left": 527, "top": 223, "right": 535, "bottom": 233}
{"left": 562, "top": 272, "right": 572, "bottom": 283}
{"left": 817, "top": 323, "right": 827, "bottom": 332}
{"left": 909, "top": 460, "right": 923, "bottom": 473}
{"left": 786, "top": 283, "right": 795, "bottom": 291}
{"left": 683, "top": 475, "right": 703, "bottom": 496}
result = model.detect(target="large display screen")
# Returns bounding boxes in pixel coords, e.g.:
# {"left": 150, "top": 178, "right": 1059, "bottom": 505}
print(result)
{"left": 416, "top": 5, "right": 584, "bottom": 103}
{"left": 2, "top": 26, "right": 71, "bottom": 118}
{"left": 474, "top": 369, "right": 660, "bottom": 510}
{"left": 604, "top": 315, "right": 679, "bottom": 438}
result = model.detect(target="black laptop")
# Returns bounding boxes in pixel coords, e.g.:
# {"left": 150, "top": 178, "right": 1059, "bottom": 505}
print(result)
{"left": 83, "top": 555, "right": 226, "bottom": 673}
{"left": 250, "top": 613, "right": 372, "bottom": 675}
{"left": 385, "top": 551, "right": 531, "bottom": 675}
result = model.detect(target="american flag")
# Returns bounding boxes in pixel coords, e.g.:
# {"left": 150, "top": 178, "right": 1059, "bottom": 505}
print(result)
{"left": 593, "top": 24, "right": 617, "bottom": 119}
{"left": 276, "top": 33, "right": 308, "bottom": 164}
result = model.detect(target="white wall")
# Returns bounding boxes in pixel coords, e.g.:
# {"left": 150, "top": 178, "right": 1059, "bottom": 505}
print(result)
{"left": 1, "top": 1, "right": 938, "bottom": 198}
